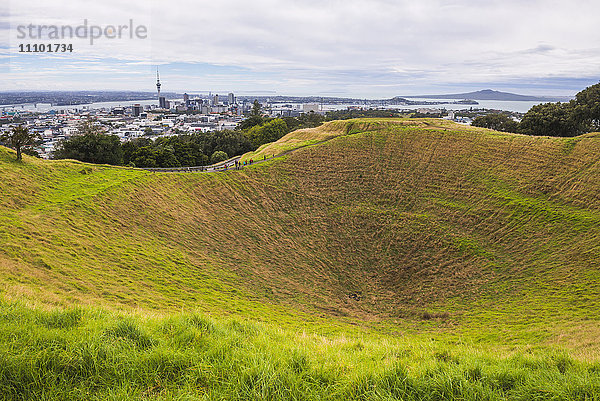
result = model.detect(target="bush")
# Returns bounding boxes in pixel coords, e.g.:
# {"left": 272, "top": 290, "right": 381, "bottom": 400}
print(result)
{"left": 472, "top": 113, "right": 519, "bottom": 132}
{"left": 211, "top": 150, "right": 228, "bottom": 164}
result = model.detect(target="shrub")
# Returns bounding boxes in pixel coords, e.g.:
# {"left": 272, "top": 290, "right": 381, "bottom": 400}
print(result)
{"left": 472, "top": 113, "right": 519, "bottom": 132}
{"left": 211, "top": 150, "right": 228, "bottom": 164}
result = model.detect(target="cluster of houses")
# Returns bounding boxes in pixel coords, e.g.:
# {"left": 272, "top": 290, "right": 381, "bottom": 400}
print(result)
{"left": 0, "top": 102, "right": 245, "bottom": 159}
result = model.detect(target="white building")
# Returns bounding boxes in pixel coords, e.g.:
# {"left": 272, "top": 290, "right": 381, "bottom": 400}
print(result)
{"left": 303, "top": 103, "right": 320, "bottom": 113}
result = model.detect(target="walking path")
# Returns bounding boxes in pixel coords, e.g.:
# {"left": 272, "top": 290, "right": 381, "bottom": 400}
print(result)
{"left": 140, "top": 137, "right": 336, "bottom": 173}
{"left": 142, "top": 156, "right": 242, "bottom": 173}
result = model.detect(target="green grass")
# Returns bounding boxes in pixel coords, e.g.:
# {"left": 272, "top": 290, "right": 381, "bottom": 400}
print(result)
{"left": 1, "top": 118, "right": 600, "bottom": 398}
{"left": 2, "top": 300, "right": 600, "bottom": 400}
{"left": 1, "top": 120, "right": 598, "bottom": 333}
{"left": 239, "top": 121, "right": 347, "bottom": 162}
{"left": 238, "top": 119, "right": 395, "bottom": 162}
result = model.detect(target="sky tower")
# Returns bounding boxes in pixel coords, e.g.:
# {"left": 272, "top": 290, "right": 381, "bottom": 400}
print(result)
{"left": 156, "top": 68, "right": 161, "bottom": 97}
{"left": 156, "top": 68, "right": 167, "bottom": 109}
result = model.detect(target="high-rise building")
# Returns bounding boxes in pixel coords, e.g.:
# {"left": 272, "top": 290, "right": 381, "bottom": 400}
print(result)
{"left": 228, "top": 92, "right": 235, "bottom": 105}
{"left": 159, "top": 96, "right": 167, "bottom": 109}
{"left": 183, "top": 93, "right": 190, "bottom": 107}
{"left": 132, "top": 104, "right": 142, "bottom": 117}
{"left": 213, "top": 94, "right": 219, "bottom": 106}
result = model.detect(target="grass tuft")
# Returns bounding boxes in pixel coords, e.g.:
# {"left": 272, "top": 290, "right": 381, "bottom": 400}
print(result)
{"left": 36, "top": 307, "right": 82, "bottom": 329}
{"left": 104, "top": 320, "right": 155, "bottom": 349}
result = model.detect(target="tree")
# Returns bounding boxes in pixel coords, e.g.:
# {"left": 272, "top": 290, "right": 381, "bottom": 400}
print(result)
{"left": 573, "top": 82, "right": 600, "bottom": 132}
{"left": 183, "top": 130, "right": 253, "bottom": 159}
{"left": 168, "top": 140, "right": 202, "bottom": 167}
{"left": 518, "top": 102, "right": 582, "bottom": 137}
{"left": 251, "top": 100, "right": 262, "bottom": 116}
{"left": 155, "top": 146, "right": 180, "bottom": 168}
{"left": 123, "top": 138, "right": 153, "bottom": 166}
{"left": 237, "top": 115, "right": 264, "bottom": 131}
{"left": 517, "top": 82, "right": 600, "bottom": 137}
{"left": 210, "top": 150, "right": 228, "bottom": 164}
{"left": 54, "top": 133, "right": 124, "bottom": 165}
{"left": 0, "top": 125, "right": 40, "bottom": 161}
{"left": 128, "top": 146, "right": 158, "bottom": 168}
{"left": 210, "top": 130, "right": 253, "bottom": 157}
{"left": 472, "top": 113, "right": 519, "bottom": 133}
{"left": 298, "top": 111, "right": 325, "bottom": 128}
{"left": 245, "top": 119, "right": 288, "bottom": 148}
{"left": 282, "top": 113, "right": 326, "bottom": 132}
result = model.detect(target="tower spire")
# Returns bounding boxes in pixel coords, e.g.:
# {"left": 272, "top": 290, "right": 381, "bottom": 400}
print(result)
{"left": 156, "top": 68, "right": 161, "bottom": 96}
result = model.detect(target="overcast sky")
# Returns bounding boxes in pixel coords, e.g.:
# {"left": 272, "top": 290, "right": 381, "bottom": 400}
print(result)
{"left": 1, "top": 0, "right": 599, "bottom": 97}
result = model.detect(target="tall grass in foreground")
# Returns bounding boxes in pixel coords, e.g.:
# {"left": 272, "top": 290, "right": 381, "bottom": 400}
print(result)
{"left": 1, "top": 302, "right": 599, "bottom": 400}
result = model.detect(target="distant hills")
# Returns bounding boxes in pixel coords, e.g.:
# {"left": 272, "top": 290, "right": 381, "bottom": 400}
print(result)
{"left": 0, "top": 91, "right": 174, "bottom": 106}
{"left": 0, "top": 89, "right": 573, "bottom": 108}
{"left": 403, "top": 89, "right": 572, "bottom": 102}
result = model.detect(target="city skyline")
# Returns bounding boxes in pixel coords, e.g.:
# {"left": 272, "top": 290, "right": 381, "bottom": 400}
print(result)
{"left": 1, "top": 0, "right": 600, "bottom": 97}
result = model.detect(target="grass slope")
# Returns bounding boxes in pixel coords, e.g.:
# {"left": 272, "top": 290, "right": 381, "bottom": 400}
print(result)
{"left": 239, "top": 121, "right": 348, "bottom": 162}
{"left": 1, "top": 118, "right": 600, "bottom": 398}
{"left": 239, "top": 120, "right": 389, "bottom": 162}
{"left": 2, "top": 301, "right": 600, "bottom": 400}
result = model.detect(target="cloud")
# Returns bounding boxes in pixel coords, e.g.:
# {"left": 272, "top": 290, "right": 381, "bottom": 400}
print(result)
{"left": 2, "top": 0, "right": 600, "bottom": 96}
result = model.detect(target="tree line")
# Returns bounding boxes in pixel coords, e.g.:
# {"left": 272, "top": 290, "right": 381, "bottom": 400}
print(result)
{"left": 472, "top": 83, "right": 600, "bottom": 136}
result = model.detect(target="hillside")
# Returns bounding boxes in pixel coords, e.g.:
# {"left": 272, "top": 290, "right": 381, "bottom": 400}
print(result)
{"left": 240, "top": 120, "right": 393, "bottom": 162}
{"left": 239, "top": 121, "right": 348, "bottom": 162}
{"left": 1, "top": 119, "right": 600, "bottom": 336}
{"left": 2, "top": 118, "right": 600, "bottom": 399}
